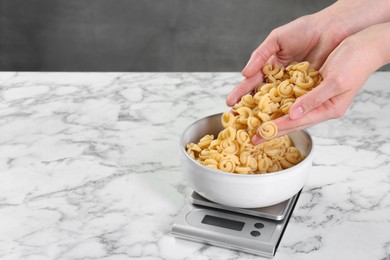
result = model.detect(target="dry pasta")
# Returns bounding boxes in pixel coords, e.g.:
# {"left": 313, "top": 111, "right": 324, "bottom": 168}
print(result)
{"left": 258, "top": 121, "right": 278, "bottom": 139}
{"left": 186, "top": 61, "right": 320, "bottom": 174}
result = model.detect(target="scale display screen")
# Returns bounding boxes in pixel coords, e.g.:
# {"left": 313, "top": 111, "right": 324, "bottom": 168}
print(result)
{"left": 201, "top": 215, "right": 245, "bottom": 231}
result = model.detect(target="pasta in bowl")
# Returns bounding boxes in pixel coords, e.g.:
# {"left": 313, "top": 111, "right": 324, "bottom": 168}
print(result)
{"left": 180, "top": 113, "right": 314, "bottom": 208}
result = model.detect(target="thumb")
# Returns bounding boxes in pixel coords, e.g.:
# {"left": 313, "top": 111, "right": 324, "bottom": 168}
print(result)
{"left": 289, "top": 80, "right": 334, "bottom": 120}
{"left": 242, "top": 34, "right": 280, "bottom": 78}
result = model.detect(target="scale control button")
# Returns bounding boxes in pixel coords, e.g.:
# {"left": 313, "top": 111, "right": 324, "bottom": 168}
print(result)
{"left": 254, "top": 223, "right": 264, "bottom": 229}
{"left": 250, "top": 231, "right": 261, "bottom": 237}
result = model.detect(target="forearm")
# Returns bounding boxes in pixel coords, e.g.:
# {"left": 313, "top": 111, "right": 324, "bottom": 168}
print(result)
{"left": 353, "top": 22, "right": 390, "bottom": 69}
{"left": 321, "top": 22, "right": 390, "bottom": 84}
{"left": 315, "top": 0, "right": 390, "bottom": 40}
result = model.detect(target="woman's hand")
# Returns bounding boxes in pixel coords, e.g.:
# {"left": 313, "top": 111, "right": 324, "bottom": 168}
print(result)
{"left": 252, "top": 23, "right": 390, "bottom": 144}
{"left": 226, "top": 13, "right": 347, "bottom": 107}
{"left": 227, "top": 0, "right": 390, "bottom": 108}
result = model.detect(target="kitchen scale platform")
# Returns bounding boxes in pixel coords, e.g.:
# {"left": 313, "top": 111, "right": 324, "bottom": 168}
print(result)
{"left": 172, "top": 191, "right": 301, "bottom": 258}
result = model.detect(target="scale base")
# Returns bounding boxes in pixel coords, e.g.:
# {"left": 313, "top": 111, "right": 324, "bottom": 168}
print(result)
{"left": 172, "top": 191, "right": 301, "bottom": 258}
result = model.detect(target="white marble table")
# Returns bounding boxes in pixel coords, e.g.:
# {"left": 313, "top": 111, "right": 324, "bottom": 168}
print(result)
{"left": 0, "top": 72, "right": 389, "bottom": 260}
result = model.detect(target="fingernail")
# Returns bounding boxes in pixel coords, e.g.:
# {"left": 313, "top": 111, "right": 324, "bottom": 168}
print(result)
{"left": 251, "top": 134, "right": 265, "bottom": 145}
{"left": 291, "top": 106, "right": 304, "bottom": 119}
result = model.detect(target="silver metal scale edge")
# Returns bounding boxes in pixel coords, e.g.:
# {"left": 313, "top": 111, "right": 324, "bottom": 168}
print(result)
{"left": 172, "top": 191, "right": 301, "bottom": 258}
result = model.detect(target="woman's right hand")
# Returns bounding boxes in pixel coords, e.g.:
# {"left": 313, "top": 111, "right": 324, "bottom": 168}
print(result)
{"left": 226, "top": 13, "right": 347, "bottom": 107}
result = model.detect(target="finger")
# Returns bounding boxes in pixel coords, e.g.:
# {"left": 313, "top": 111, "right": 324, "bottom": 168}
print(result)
{"left": 289, "top": 79, "right": 336, "bottom": 120}
{"left": 251, "top": 123, "right": 315, "bottom": 145}
{"left": 266, "top": 55, "right": 285, "bottom": 68}
{"left": 251, "top": 116, "right": 317, "bottom": 145}
{"left": 251, "top": 105, "right": 332, "bottom": 145}
{"left": 226, "top": 71, "right": 263, "bottom": 106}
{"left": 278, "top": 102, "right": 338, "bottom": 133}
{"left": 278, "top": 107, "right": 329, "bottom": 132}
{"left": 272, "top": 118, "right": 315, "bottom": 137}
{"left": 251, "top": 134, "right": 266, "bottom": 145}
{"left": 242, "top": 34, "right": 280, "bottom": 78}
{"left": 255, "top": 84, "right": 353, "bottom": 144}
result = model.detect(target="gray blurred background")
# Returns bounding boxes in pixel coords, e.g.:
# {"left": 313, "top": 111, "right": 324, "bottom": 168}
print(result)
{"left": 1, "top": 0, "right": 389, "bottom": 71}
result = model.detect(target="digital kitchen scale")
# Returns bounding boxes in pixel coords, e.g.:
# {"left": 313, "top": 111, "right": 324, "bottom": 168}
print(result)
{"left": 172, "top": 191, "right": 301, "bottom": 258}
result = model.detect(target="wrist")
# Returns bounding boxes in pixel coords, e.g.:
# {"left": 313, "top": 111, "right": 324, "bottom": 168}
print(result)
{"left": 369, "top": 23, "right": 390, "bottom": 67}
{"left": 315, "top": 0, "right": 390, "bottom": 40}
{"left": 311, "top": 7, "right": 350, "bottom": 46}
{"left": 348, "top": 23, "right": 390, "bottom": 71}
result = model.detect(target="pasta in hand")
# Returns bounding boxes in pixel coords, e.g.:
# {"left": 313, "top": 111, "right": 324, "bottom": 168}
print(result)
{"left": 258, "top": 121, "right": 278, "bottom": 139}
{"left": 186, "top": 61, "right": 320, "bottom": 174}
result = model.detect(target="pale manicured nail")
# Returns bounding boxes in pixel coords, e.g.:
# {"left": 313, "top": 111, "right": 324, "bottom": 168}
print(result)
{"left": 251, "top": 134, "right": 265, "bottom": 145}
{"left": 291, "top": 106, "right": 304, "bottom": 119}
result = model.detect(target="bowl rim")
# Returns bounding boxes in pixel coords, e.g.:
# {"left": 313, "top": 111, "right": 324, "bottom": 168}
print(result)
{"left": 180, "top": 112, "right": 314, "bottom": 177}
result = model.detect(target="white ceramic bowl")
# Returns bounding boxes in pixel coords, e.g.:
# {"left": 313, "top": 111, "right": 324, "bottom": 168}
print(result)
{"left": 180, "top": 113, "right": 314, "bottom": 208}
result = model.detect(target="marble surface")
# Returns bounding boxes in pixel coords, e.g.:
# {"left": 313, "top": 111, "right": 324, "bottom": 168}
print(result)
{"left": 0, "top": 72, "right": 389, "bottom": 260}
